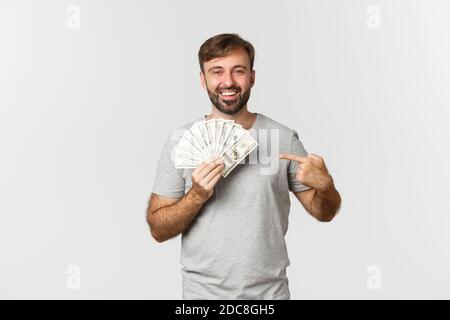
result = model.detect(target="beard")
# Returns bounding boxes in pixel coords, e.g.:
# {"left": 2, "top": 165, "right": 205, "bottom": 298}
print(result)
{"left": 206, "top": 85, "right": 251, "bottom": 115}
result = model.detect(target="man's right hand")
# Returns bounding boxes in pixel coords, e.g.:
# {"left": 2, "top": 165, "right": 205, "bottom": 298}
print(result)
{"left": 148, "top": 156, "right": 224, "bottom": 243}
{"left": 191, "top": 156, "right": 225, "bottom": 202}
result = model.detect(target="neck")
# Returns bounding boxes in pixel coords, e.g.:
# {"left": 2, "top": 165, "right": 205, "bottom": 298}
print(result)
{"left": 206, "top": 105, "right": 256, "bottom": 130}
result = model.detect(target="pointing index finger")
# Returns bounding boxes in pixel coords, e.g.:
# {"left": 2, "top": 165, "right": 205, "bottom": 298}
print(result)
{"left": 279, "top": 153, "right": 307, "bottom": 163}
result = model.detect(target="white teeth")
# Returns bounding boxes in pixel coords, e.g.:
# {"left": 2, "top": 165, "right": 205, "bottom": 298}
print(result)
{"left": 220, "top": 91, "right": 237, "bottom": 96}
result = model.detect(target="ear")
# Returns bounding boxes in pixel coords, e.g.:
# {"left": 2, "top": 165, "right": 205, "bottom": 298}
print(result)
{"left": 200, "top": 71, "right": 206, "bottom": 89}
{"left": 250, "top": 69, "right": 256, "bottom": 88}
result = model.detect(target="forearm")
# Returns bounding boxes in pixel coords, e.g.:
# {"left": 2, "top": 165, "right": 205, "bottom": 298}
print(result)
{"left": 148, "top": 189, "right": 205, "bottom": 242}
{"left": 311, "top": 179, "right": 341, "bottom": 222}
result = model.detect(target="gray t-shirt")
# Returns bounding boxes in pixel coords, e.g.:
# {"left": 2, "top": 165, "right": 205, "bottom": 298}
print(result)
{"left": 152, "top": 113, "right": 311, "bottom": 299}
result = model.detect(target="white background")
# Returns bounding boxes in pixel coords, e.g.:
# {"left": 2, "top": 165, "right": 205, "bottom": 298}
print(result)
{"left": 1, "top": 0, "right": 449, "bottom": 299}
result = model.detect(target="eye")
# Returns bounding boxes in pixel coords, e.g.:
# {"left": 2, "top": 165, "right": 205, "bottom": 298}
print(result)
{"left": 235, "top": 70, "right": 245, "bottom": 74}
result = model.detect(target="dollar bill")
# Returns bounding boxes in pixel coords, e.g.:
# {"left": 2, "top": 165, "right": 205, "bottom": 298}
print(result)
{"left": 175, "top": 118, "right": 258, "bottom": 177}
{"left": 221, "top": 131, "right": 258, "bottom": 177}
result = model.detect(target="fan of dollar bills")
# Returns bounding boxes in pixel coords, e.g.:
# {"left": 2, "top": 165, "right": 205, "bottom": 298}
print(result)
{"left": 175, "top": 118, "right": 258, "bottom": 177}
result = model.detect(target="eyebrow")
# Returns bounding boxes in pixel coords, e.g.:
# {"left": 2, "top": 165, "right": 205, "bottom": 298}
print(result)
{"left": 207, "top": 65, "right": 248, "bottom": 72}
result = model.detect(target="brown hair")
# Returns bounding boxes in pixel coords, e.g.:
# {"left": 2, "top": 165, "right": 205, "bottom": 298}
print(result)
{"left": 198, "top": 33, "right": 255, "bottom": 73}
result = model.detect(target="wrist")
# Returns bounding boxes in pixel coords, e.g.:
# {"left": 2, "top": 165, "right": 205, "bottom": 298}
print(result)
{"left": 317, "top": 174, "right": 335, "bottom": 193}
{"left": 189, "top": 188, "right": 208, "bottom": 204}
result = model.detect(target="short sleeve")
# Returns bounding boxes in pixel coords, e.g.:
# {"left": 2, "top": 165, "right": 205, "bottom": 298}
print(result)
{"left": 151, "top": 132, "right": 186, "bottom": 198}
{"left": 288, "top": 130, "right": 312, "bottom": 193}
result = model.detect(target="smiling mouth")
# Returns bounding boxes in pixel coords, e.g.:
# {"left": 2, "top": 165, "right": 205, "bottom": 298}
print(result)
{"left": 218, "top": 90, "right": 240, "bottom": 100}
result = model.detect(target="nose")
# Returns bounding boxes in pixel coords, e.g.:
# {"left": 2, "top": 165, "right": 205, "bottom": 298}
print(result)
{"left": 222, "top": 71, "right": 236, "bottom": 88}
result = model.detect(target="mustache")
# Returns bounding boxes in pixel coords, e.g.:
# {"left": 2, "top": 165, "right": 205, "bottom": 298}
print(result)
{"left": 216, "top": 87, "right": 241, "bottom": 93}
